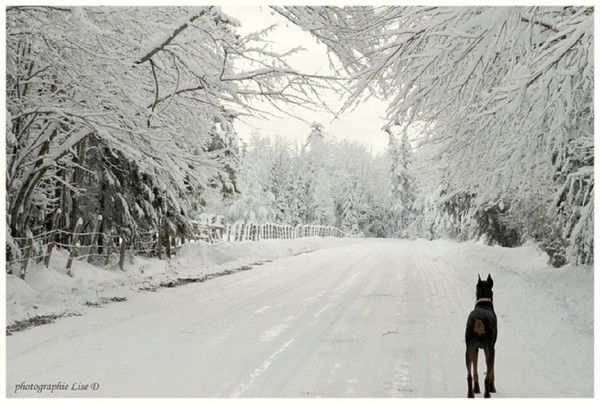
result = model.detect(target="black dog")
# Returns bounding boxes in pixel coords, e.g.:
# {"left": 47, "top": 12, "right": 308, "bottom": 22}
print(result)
{"left": 465, "top": 274, "right": 497, "bottom": 398}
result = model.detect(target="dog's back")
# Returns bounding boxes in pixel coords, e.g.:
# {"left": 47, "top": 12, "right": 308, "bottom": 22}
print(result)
{"left": 465, "top": 306, "right": 497, "bottom": 348}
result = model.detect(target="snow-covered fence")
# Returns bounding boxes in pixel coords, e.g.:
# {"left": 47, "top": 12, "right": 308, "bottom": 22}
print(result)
{"left": 221, "top": 222, "right": 345, "bottom": 242}
{"left": 6, "top": 210, "right": 346, "bottom": 280}
{"left": 6, "top": 212, "right": 162, "bottom": 279}
{"left": 189, "top": 214, "right": 225, "bottom": 243}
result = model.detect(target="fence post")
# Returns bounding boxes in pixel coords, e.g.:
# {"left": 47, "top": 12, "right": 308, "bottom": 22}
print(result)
{"left": 66, "top": 217, "right": 83, "bottom": 277}
{"left": 119, "top": 234, "right": 127, "bottom": 271}
{"left": 217, "top": 223, "right": 223, "bottom": 241}
{"left": 165, "top": 232, "right": 172, "bottom": 259}
{"left": 104, "top": 234, "right": 112, "bottom": 265}
{"left": 44, "top": 209, "right": 61, "bottom": 267}
{"left": 157, "top": 230, "right": 162, "bottom": 259}
{"left": 207, "top": 222, "right": 214, "bottom": 243}
{"left": 87, "top": 214, "right": 103, "bottom": 263}
{"left": 226, "top": 223, "right": 231, "bottom": 242}
{"left": 156, "top": 215, "right": 163, "bottom": 260}
{"left": 19, "top": 230, "right": 34, "bottom": 280}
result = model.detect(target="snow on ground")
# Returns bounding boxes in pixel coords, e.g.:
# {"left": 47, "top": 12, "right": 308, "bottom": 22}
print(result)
{"left": 6, "top": 237, "right": 360, "bottom": 327}
{"left": 6, "top": 238, "right": 593, "bottom": 398}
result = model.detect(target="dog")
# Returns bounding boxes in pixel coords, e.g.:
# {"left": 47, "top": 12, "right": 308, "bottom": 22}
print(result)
{"left": 465, "top": 274, "right": 497, "bottom": 398}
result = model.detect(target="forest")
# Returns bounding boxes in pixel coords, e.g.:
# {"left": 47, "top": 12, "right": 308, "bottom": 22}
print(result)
{"left": 6, "top": 6, "right": 593, "bottom": 269}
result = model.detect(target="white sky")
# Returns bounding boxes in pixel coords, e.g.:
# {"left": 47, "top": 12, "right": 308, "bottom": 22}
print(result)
{"left": 221, "top": 6, "right": 390, "bottom": 154}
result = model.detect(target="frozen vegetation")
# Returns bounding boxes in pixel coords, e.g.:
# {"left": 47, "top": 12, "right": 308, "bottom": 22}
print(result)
{"left": 6, "top": 6, "right": 593, "bottom": 268}
{"left": 4, "top": 5, "right": 594, "bottom": 399}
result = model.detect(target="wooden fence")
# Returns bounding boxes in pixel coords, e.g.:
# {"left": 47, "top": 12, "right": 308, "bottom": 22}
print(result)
{"left": 223, "top": 221, "right": 345, "bottom": 241}
{"left": 6, "top": 211, "right": 346, "bottom": 280}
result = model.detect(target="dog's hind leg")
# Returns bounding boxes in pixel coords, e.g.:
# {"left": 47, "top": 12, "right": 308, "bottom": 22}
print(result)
{"left": 466, "top": 343, "right": 476, "bottom": 398}
{"left": 473, "top": 348, "right": 481, "bottom": 394}
{"left": 490, "top": 348, "right": 496, "bottom": 393}
{"left": 483, "top": 346, "right": 495, "bottom": 398}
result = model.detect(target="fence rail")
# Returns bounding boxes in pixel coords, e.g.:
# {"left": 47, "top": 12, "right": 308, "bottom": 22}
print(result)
{"left": 6, "top": 211, "right": 346, "bottom": 280}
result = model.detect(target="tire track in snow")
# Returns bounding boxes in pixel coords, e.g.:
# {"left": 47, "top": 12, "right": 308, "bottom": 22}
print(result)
{"left": 232, "top": 337, "right": 296, "bottom": 397}
{"left": 219, "top": 244, "right": 378, "bottom": 397}
{"left": 412, "top": 245, "right": 465, "bottom": 396}
{"left": 246, "top": 246, "right": 386, "bottom": 397}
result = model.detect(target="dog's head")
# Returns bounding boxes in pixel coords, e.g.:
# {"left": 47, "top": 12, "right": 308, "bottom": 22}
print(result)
{"left": 476, "top": 273, "right": 494, "bottom": 300}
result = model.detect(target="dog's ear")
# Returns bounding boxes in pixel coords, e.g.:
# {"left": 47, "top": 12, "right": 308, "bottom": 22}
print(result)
{"left": 478, "top": 274, "right": 482, "bottom": 284}
{"left": 487, "top": 273, "right": 493, "bottom": 288}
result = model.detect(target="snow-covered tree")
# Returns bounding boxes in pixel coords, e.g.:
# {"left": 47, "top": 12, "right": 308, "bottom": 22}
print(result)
{"left": 277, "top": 6, "right": 593, "bottom": 265}
{"left": 338, "top": 182, "right": 360, "bottom": 234}
{"left": 303, "top": 123, "right": 335, "bottom": 225}
{"left": 229, "top": 130, "right": 392, "bottom": 236}
{"left": 388, "top": 131, "right": 417, "bottom": 237}
{"left": 6, "top": 6, "right": 331, "bottom": 248}
{"left": 305, "top": 122, "right": 325, "bottom": 151}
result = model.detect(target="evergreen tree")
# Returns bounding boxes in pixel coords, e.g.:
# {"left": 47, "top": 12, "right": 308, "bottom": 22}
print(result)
{"left": 304, "top": 122, "right": 335, "bottom": 224}
{"left": 338, "top": 183, "right": 360, "bottom": 234}
{"left": 305, "top": 122, "right": 325, "bottom": 151}
{"left": 389, "top": 132, "right": 417, "bottom": 237}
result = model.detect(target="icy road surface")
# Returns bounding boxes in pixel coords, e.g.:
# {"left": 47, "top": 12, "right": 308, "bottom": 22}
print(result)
{"left": 6, "top": 239, "right": 593, "bottom": 397}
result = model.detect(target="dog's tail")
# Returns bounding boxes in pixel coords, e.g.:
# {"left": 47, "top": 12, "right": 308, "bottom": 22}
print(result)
{"left": 474, "top": 318, "right": 485, "bottom": 335}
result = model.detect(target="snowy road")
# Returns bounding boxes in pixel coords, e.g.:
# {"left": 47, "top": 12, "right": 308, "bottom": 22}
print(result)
{"left": 6, "top": 239, "right": 593, "bottom": 398}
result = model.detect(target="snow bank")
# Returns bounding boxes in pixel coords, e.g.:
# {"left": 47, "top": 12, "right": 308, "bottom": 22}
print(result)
{"left": 416, "top": 238, "right": 593, "bottom": 336}
{"left": 6, "top": 237, "right": 358, "bottom": 327}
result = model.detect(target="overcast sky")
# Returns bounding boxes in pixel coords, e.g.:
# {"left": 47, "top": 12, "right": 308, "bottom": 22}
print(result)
{"left": 221, "top": 6, "right": 390, "bottom": 154}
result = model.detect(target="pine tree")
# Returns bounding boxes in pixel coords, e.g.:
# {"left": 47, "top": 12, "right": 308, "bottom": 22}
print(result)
{"left": 389, "top": 132, "right": 417, "bottom": 237}
{"left": 305, "top": 122, "right": 325, "bottom": 151}
{"left": 303, "top": 122, "right": 335, "bottom": 225}
{"left": 339, "top": 183, "right": 360, "bottom": 234}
